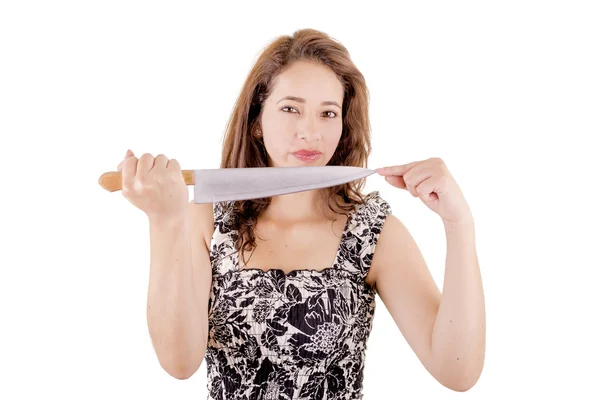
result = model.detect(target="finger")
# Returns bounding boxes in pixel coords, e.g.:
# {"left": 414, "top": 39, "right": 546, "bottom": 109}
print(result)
{"left": 404, "top": 169, "right": 432, "bottom": 198}
{"left": 122, "top": 156, "right": 138, "bottom": 191}
{"left": 152, "top": 154, "right": 169, "bottom": 171}
{"left": 166, "top": 158, "right": 181, "bottom": 171}
{"left": 415, "top": 177, "right": 437, "bottom": 202}
{"left": 405, "top": 168, "right": 432, "bottom": 188}
{"left": 384, "top": 175, "right": 407, "bottom": 190}
{"left": 406, "top": 181, "right": 419, "bottom": 198}
{"left": 376, "top": 161, "right": 421, "bottom": 176}
{"left": 137, "top": 153, "right": 155, "bottom": 181}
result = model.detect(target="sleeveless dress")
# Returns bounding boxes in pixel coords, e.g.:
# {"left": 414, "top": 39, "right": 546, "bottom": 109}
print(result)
{"left": 206, "top": 191, "right": 392, "bottom": 400}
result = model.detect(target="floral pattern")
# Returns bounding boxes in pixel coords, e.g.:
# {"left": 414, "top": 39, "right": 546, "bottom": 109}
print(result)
{"left": 206, "top": 191, "right": 391, "bottom": 399}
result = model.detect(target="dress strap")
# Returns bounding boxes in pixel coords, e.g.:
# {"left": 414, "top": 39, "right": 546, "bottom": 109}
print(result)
{"left": 210, "top": 201, "right": 240, "bottom": 275}
{"left": 337, "top": 191, "right": 392, "bottom": 281}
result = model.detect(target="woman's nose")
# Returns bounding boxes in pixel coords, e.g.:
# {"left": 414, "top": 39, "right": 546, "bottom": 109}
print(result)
{"left": 297, "top": 117, "right": 321, "bottom": 141}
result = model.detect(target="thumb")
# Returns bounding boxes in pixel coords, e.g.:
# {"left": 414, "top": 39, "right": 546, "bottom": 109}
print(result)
{"left": 117, "top": 149, "right": 134, "bottom": 171}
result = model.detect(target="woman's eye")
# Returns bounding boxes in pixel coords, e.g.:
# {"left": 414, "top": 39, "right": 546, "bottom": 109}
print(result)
{"left": 281, "top": 106, "right": 337, "bottom": 118}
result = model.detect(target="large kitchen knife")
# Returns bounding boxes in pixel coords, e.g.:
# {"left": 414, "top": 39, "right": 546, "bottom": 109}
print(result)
{"left": 98, "top": 166, "right": 376, "bottom": 203}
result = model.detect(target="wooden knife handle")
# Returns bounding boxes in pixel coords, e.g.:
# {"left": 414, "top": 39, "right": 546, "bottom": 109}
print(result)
{"left": 98, "top": 170, "right": 196, "bottom": 192}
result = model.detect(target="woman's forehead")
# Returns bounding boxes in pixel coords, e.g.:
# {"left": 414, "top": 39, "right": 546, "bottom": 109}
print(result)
{"left": 269, "top": 65, "right": 344, "bottom": 103}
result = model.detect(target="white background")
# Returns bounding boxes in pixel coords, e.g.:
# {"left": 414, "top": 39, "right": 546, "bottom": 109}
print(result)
{"left": 1, "top": 0, "right": 598, "bottom": 398}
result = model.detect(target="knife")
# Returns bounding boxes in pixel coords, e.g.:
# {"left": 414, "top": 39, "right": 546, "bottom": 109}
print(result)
{"left": 98, "top": 166, "right": 376, "bottom": 203}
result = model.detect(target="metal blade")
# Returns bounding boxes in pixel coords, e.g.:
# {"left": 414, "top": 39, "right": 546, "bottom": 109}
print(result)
{"left": 193, "top": 166, "right": 376, "bottom": 204}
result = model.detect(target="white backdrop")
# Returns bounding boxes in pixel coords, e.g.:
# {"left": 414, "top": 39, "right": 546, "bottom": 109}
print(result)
{"left": 1, "top": 0, "right": 598, "bottom": 398}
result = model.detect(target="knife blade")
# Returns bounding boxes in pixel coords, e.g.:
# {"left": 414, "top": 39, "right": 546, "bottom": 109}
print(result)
{"left": 193, "top": 166, "right": 376, "bottom": 203}
{"left": 98, "top": 166, "right": 376, "bottom": 203}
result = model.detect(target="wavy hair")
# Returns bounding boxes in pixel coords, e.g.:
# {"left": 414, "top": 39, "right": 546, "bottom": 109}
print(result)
{"left": 219, "top": 28, "right": 373, "bottom": 265}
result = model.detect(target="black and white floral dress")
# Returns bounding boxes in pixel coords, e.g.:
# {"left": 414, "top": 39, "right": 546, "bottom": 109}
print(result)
{"left": 206, "top": 191, "right": 392, "bottom": 400}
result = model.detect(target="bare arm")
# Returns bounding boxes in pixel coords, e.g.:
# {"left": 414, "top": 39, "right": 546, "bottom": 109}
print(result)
{"left": 430, "top": 220, "right": 485, "bottom": 390}
{"left": 146, "top": 201, "right": 214, "bottom": 379}
{"left": 372, "top": 215, "right": 485, "bottom": 392}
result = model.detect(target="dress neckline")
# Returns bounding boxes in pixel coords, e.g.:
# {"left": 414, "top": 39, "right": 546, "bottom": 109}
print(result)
{"left": 233, "top": 204, "right": 355, "bottom": 277}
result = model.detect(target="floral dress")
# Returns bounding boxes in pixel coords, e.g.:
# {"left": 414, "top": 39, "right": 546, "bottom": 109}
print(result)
{"left": 206, "top": 191, "right": 392, "bottom": 400}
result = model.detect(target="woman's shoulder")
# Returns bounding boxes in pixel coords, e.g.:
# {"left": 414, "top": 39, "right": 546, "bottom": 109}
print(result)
{"left": 362, "top": 190, "right": 390, "bottom": 206}
{"left": 353, "top": 190, "right": 392, "bottom": 222}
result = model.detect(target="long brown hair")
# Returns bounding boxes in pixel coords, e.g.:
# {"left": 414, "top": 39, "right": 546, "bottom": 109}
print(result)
{"left": 219, "top": 28, "right": 373, "bottom": 265}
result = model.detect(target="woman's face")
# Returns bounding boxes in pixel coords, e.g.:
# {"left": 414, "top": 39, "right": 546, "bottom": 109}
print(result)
{"left": 259, "top": 60, "right": 344, "bottom": 167}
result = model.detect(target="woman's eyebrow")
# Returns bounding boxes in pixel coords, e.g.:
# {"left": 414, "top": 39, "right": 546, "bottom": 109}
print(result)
{"left": 277, "top": 96, "right": 341, "bottom": 109}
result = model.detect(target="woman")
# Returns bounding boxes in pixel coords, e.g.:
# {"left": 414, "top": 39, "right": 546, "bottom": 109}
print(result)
{"left": 118, "top": 28, "right": 485, "bottom": 399}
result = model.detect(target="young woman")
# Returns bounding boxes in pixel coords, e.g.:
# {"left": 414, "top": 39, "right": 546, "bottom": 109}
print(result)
{"left": 118, "top": 28, "right": 485, "bottom": 399}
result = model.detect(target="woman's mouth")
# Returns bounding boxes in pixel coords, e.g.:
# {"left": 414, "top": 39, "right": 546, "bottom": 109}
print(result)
{"left": 293, "top": 150, "right": 322, "bottom": 162}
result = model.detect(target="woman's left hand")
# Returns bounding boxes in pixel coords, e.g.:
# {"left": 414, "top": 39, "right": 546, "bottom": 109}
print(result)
{"left": 376, "top": 157, "right": 472, "bottom": 225}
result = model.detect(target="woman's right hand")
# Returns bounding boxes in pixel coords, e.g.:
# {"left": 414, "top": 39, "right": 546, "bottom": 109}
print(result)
{"left": 117, "top": 149, "right": 189, "bottom": 221}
